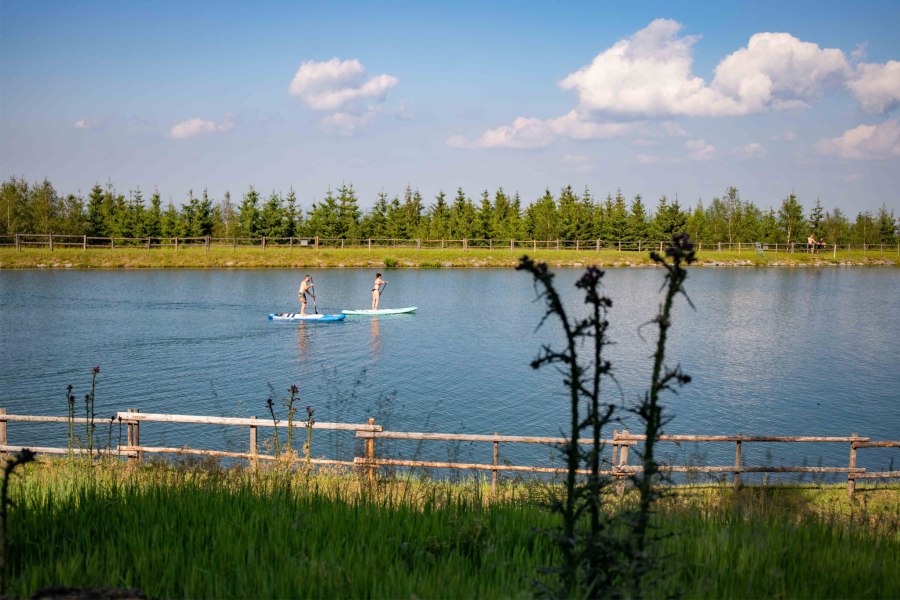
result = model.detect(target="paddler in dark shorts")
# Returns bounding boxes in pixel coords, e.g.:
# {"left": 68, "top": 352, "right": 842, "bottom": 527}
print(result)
{"left": 298, "top": 275, "right": 314, "bottom": 315}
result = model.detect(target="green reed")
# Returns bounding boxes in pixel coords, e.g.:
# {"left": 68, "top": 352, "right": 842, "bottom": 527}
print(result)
{"left": 5, "top": 460, "right": 897, "bottom": 599}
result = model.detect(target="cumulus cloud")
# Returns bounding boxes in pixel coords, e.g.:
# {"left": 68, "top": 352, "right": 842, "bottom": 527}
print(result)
{"left": 449, "top": 112, "right": 680, "bottom": 149}
{"left": 816, "top": 119, "right": 900, "bottom": 160}
{"left": 732, "top": 142, "right": 766, "bottom": 158}
{"left": 451, "top": 19, "right": 896, "bottom": 151}
{"left": 169, "top": 114, "right": 234, "bottom": 139}
{"left": 560, "top": 20, "right": 851, "bottom": 117}
{"left": 289, "top": 58, "right": 397, "bottom": 111}
{"left": 74, "top": 118, "right": 103, "bottom": 129}
{"left": 847, "top": 60, "right": 900, "bottom": 114}
{"left": 686, "top": 139, "right": 716, "bottom": 160}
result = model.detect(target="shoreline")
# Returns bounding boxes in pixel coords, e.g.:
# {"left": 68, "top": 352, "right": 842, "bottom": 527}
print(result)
{"left": 1, "top": 247, "right": 898, "bottom": 269}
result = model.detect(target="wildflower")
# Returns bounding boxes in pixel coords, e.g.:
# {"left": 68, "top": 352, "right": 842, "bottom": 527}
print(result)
{"left": 92, "top": 365, "right": 101, "bottom": 374}
{"left": 289, "top": 385, "right": 299, "bottom": 394}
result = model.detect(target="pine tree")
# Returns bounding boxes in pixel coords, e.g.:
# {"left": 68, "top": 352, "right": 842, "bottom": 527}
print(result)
{"left": 625, "top": 194, "right": 650, "bottom": 242}
{"left": 823, "top": 208, "right": 849, "bottom": 245}
{"left": 259, "top": 191, "right": 285, "bottom": 238}
{"left": 238, "top": 187, "right": 261, "bottom": 237}
{"left": 428, "top": 190, "right": 450, "bottom": 239}
{"left": 284, "top": 188, "right": 300, "bottom": 238}
{"left": 876, "top": 205, "right": 897, "bottom": 244}
{"left": 306, "top": 189, "right": 341, "bottom": 238}
{"left": 449, "top": 187, "right": 478, "bottom": 239}
{"left": 477, "top": 190, "right": 492, "bottom": 240}
{"left": 525, "top": 189, "right": 558, "bottom": 241}
{"left": 86, "top": 183, "right": 106, "bottom": 236}
{"left": 685, "top": 200, "right": 710, "bottom": 244}
{"left": 145, "top": 190, "right": 162, "bottom": 238}
{"left": 809, "top": 198, "right": 826, "bottom": 239}
{"left": 337, "top": 183, "right": 361, "bottom": 239}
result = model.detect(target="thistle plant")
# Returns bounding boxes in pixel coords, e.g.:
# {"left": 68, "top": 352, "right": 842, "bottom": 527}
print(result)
{"left": 83, "top": 365, "right": 100, "bottom": 456}
{"left": 516, "top": 257, "right": 617, "bottom": 597}
{"left": 303, "top": 405, "right": 315, "bottom": 469}
{"left": 66, "top": 384, "right": 75, "bottom": 459}
{"left": 518, "top": 233, "right": 696, "bottom": 598}
{"left": 266, "top": 397, "right": 280, "bottom": 457}
{"left": 284, "top": 385, "right": 299, "bottom": 454}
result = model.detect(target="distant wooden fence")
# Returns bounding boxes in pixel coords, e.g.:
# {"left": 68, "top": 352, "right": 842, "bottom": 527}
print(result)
{"left": 2, "top": 234, "right": 898, "bottom": 256}
{"left": 1, "top": 408, "right": 897, "bottom": 498}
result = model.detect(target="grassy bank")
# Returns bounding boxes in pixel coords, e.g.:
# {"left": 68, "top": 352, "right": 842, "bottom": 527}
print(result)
{"left": 5, "top": 460, "right": 898, "bottom": 598}
{"left": 2, "top": 246, "right": 899, "bottom": 269}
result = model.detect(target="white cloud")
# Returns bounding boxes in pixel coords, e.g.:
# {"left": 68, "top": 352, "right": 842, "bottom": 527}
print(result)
{"left": 561, "top": 154, "right": 593, "bottom": 173}
{"left": 712, "top": 32, "right": 850, "bottom": 113}
{"left": 449, "top": 112, "right": 678, "bottom": 149}
{"left": 772, "top": 129, "right": 797, "bottom": 142}
{"left": 686, "top": 139, "right": 716, "bottom": 160}
{"left": 816, "top": 119, "right": 900, "bottom": 160}
{"left": 168, "top": 114, "right": 234, "bottom": 139}
{"left": 74, "top": 118, "right": 102, "bottom": 129}
{"left": 850, "top": 42, "right": 868, "bottom": 62}
{"left": 847, "top": 60, "right": 900, "bottom": 114}
{"left": 289, "top": 58, "right": 397, "bottom": 111}
{"left": 732, "top": 142, "right": 766, "bottom": 158}
{"left": 321, "top": 107, "right": 381, "bottom": 136}
{"left": 558, "top": 21, "right": 850, "bottom": 117}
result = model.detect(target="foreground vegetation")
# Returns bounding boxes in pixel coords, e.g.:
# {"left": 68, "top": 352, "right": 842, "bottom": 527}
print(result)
{"left": 2, "top": 245, "right": 898, "bottom": 269}
{"left": 4, "top": 460, "right": 898, "bottom": 599}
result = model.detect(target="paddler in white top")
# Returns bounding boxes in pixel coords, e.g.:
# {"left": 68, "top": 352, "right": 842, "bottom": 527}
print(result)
{"left": 298, "top": 275, "right": 315, "bottom": 315}
{"left": 371, "top": 273, "right": 386, "bottom": 310}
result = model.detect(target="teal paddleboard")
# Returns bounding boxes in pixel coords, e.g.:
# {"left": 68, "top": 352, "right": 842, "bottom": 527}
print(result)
{"left": 341, "top": 307, "right": 417, "bottom": 316}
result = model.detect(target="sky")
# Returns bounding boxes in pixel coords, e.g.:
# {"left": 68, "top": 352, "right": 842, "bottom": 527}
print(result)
{"left": 1, "top": 0, "right": 899, "bottom": 215}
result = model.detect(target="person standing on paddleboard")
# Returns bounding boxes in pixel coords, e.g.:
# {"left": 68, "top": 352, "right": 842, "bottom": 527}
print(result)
{"left": 298, "top": 275, "right": 315, "bottom": 315}
{"left": 371, "top": 273, "right": 387, "bottom": 310}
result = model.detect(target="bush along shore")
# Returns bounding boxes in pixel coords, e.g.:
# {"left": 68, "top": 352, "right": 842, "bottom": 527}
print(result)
{"left": 3, "top": 459, "right": 899, "bottom": 600}
{"left": 2, "top": 246, "right": 898, "bottom": 269}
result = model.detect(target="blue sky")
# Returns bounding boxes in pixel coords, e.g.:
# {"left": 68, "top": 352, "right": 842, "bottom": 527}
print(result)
{"left": 2, "top": 1, "right": 898, "bottom": 214}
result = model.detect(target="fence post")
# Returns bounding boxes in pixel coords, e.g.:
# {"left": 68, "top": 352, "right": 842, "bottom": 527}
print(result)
{"left": 575, "top": 240, "right": 579, "bottom": 251}
{"left": 262, "top": 237, "right": 266, "bottom": 250}
{"left": 463, "top": 238, "right": 468, "bottom": 251}
{"left": 49, "top": 234, "right": 54, "bottom": 251}
{"left": 341, "top": 239, "right": 345, "bottom": 250}
{"left": 847, "top": 432, "right": 858, "bottom": 499}
{"left": 174, "top": 237, "right": 179, "bottom": 252}
{"left": 366, "top": 418, "right": 376, "bottom": 483}
{"left": 368, "top": 238, "right": 372, "bottom": 252}
{"left": 15, "top": 234, "right": 20, "bottom": 252}
{"left": 596, "top": 239, "right": 600, "bottom": 252}
{"left": 718, "top": 242, "right": 721, "bottom": 252}
{"left": 315, "top": 236, "right": 319, "bottom": 250}
{"left": 556, "top": 239, "right": 559, "bottom": 251}
{"left": 616, "top": 430, "right": 630, "bottom": 495}
{"left": 510, "top": 239, "right": 514, "bottom": 251}
{"left": 417, "top": 239, "right": 421, "bottom": 251}
{"left": 738, "top": 242, "right": 741, "bottom": 254}
{"left": 134, "top": 408, "right": 142, "bottom": 463}
{"left": 0, "top": 408, "right": 7, "bottom": 462}
{"left": 618, "top": 240, "right": 622, "bottom": 252}
{"left": 492, "top": 432, "right": 499, "bottom": 494}
{"left": 126, "top": 408, "right": 136, "bottom": 464}
{"left": 734, "top": 433, "right": 742, "bottom": 489}
{"left": 205, "top": 236, "right": 210, "bottom": 253}
{"left": 83, "top": 235, "right": 88, "bottom": 250}
{"left": 833, "top": 244, "right": 837, "bottom": 259}
{"left": 250, "top": 416, "right": 258, "bottom": 471}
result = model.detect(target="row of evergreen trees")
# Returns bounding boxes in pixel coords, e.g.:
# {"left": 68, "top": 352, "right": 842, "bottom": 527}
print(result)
{"left": 1, "top": 176, "right": 896, "bottom": 246}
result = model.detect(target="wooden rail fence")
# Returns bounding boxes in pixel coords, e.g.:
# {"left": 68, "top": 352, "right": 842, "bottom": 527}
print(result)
{"left": 2, "top": 234, "right": 898, "bottom": 256}
{"left": 1, "top": 408, "right": 897, "bottom": 498}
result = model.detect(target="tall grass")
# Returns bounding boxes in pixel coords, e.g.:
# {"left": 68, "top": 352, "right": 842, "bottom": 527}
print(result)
{"left": 5, "top": 461, "right": 898, "bottom": 599}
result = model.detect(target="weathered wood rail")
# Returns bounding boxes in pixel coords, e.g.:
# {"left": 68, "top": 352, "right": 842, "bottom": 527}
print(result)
{"left": 1, "top": 408, "right": 897, "bottom": 498}
{"left": 3, "top": 233, "right": 898, "bottom": 256}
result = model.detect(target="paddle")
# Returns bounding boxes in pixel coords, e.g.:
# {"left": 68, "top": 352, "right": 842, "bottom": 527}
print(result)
{"left": 312, "top": 281, "right": 318, "bottom": 314}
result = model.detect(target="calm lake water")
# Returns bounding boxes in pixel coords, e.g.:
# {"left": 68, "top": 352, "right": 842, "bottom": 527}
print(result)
{"left": 1, "top": 266, "right": 898, "bottom": 480}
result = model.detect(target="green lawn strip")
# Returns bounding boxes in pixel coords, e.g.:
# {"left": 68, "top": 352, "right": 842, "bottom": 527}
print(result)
{"left": 6, "top": 462, "right": 898, "bottom": 598}
{"left": 2, "top": 246, "right": 898, "bottom": 269}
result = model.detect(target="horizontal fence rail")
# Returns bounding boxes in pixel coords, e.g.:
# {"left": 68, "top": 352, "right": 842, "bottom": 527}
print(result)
{"left": 1, "top": 408, "right": 897, "bottom": 497}
{"left": 1, "top": 234, "right": 898, "bottom": 257}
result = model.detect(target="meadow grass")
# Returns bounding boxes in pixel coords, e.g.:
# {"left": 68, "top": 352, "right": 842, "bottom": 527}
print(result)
{"left": 5, "top": 460, "right": 898, "bottom": 598}
{"left": 2, "top": 246, "right": 898, "bottom": 269}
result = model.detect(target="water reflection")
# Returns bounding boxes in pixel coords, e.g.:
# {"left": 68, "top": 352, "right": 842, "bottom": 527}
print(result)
{"left": 370, "top": 317, "right": 381, "bottom": 356}
{"left": 296, "top": 322, "right": 309, "bottom": 361}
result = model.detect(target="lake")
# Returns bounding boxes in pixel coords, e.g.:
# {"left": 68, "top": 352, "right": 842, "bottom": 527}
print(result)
{"left": 1, "top": 266, "right": 898, "bottom": 481}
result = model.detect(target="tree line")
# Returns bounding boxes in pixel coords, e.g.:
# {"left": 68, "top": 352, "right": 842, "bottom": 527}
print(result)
{"left": 1, "top": 176, "right": 896, "bottom": 246}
